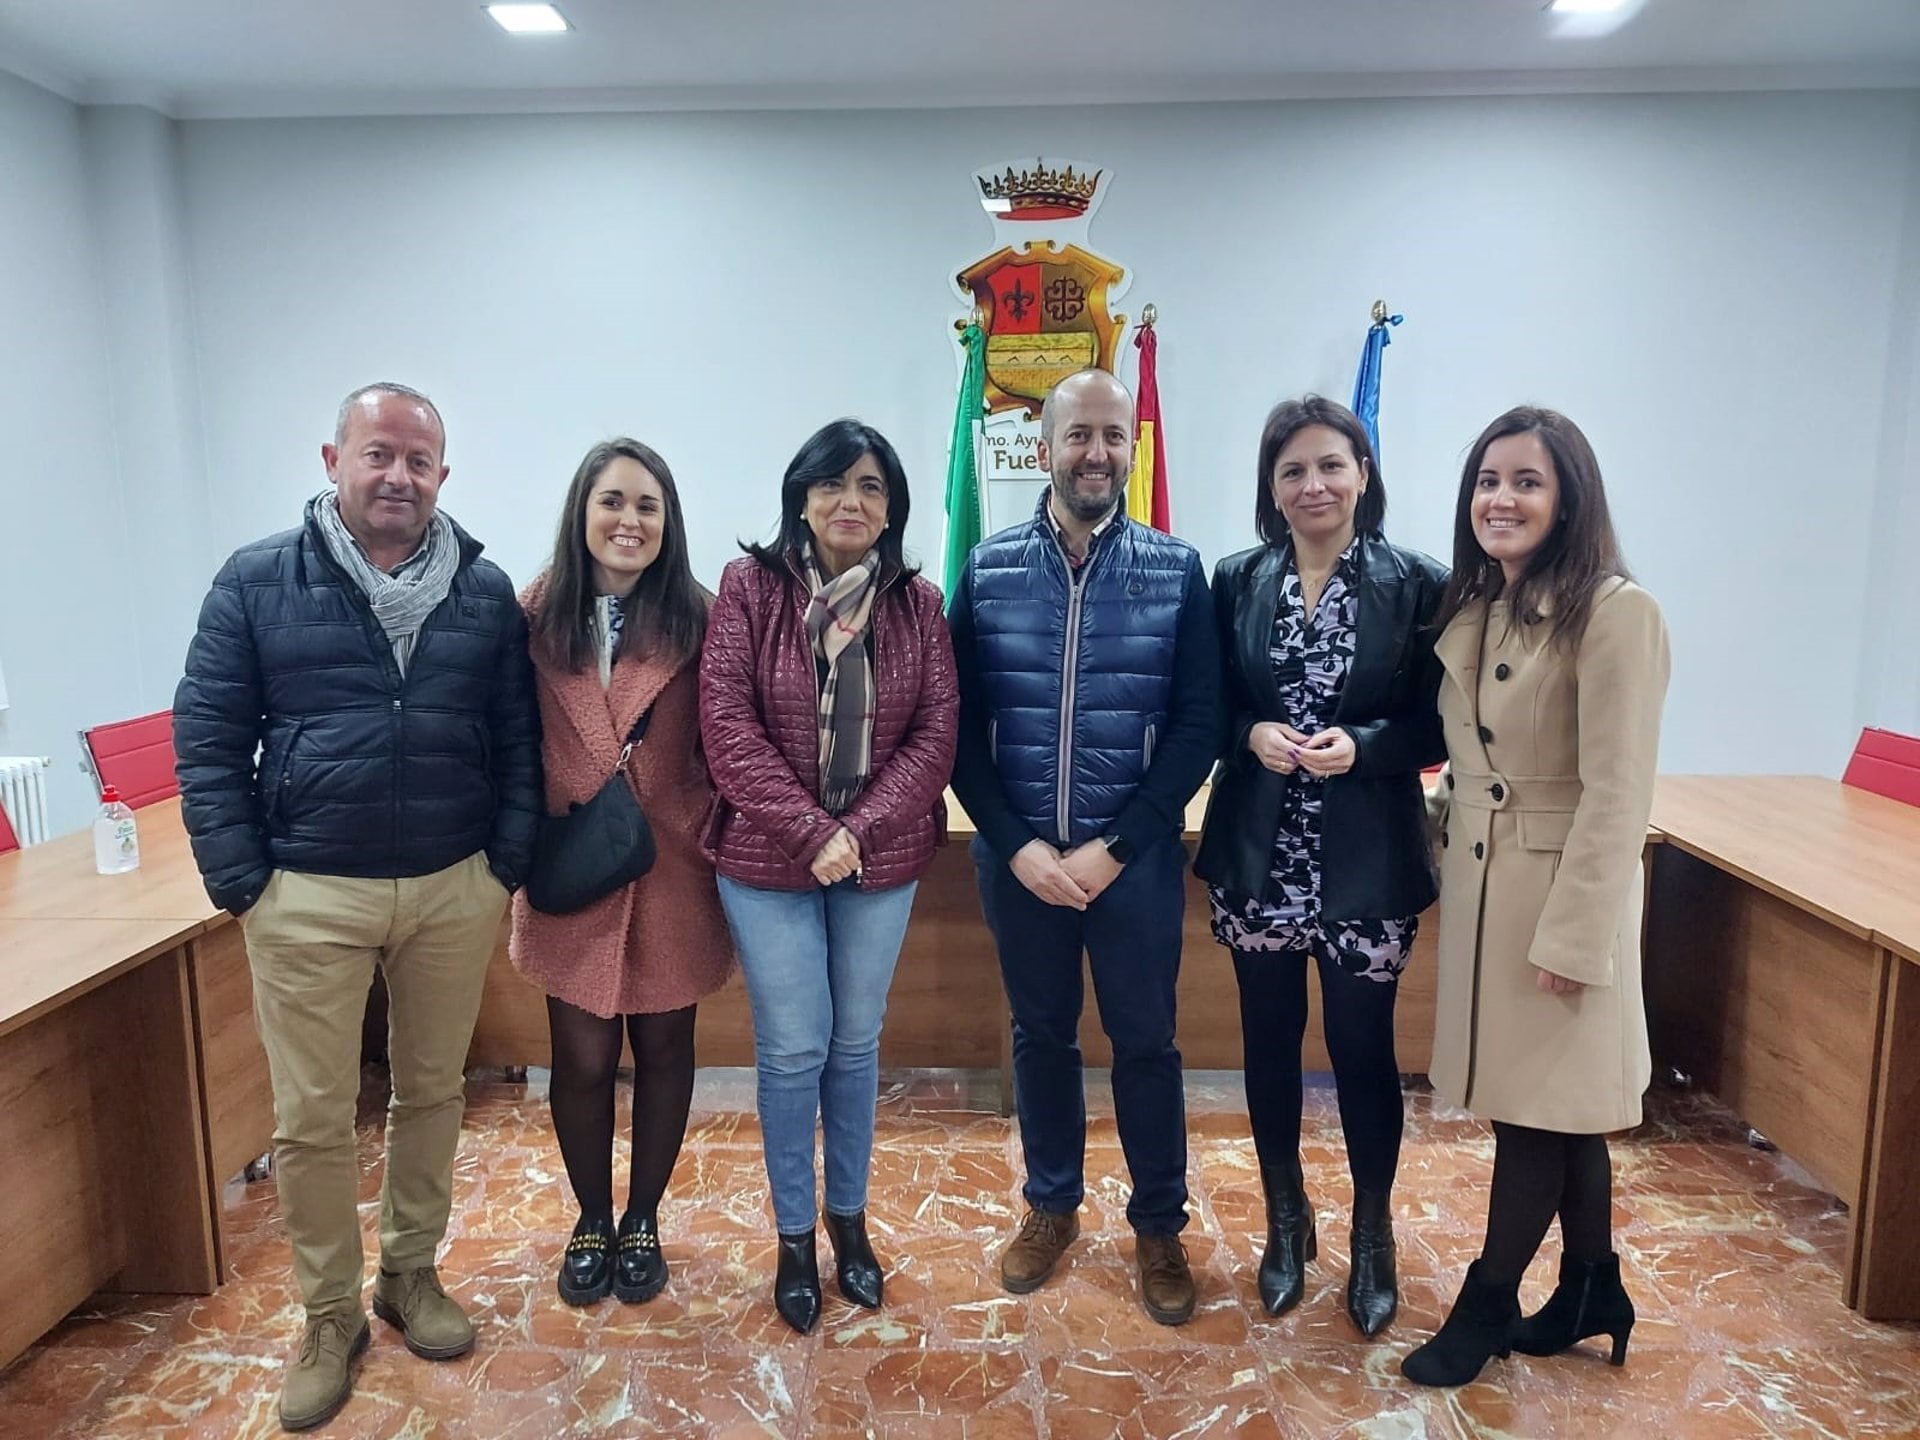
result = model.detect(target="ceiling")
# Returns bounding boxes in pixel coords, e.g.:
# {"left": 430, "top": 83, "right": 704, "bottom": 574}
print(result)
{"left": 1, "top": 0, "right": 1916, "bottom": 119}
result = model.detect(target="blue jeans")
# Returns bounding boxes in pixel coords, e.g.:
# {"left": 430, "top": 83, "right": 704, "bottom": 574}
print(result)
{"left": 973, "top": 835, "right": 1190, "bottom": 1234}
{"left": 716, "top": 875, "right": 918, "bottom": 1234}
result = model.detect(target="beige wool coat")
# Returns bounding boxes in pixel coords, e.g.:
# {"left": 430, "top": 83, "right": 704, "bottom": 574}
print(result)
{"left": 1427, "top": 578, "right": 1670, "bottom": 1134}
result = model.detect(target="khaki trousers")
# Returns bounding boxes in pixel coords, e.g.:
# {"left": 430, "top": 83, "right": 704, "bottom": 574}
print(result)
{"left": 243, "top": 851, "right": 507, "bottom": 1320}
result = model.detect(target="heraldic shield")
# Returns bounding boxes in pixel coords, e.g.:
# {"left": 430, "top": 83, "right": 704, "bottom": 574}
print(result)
{"left": 959, "top": 245, "right": 1128, "bottom": 416}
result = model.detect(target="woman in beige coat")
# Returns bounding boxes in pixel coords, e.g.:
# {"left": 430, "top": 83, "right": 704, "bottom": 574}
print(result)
{"left": 1401, "top": 407, "right": 1670, "bottom": 1388}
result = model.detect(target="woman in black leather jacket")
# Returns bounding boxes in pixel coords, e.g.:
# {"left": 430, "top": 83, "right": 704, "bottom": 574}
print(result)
{"left": 1194, "top": 395, "right": 1447, "bottom": 1338}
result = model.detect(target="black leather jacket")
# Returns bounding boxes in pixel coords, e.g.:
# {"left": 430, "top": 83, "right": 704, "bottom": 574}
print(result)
{"left": 1193, "top": 533, "right": 1448, "bottom": 922}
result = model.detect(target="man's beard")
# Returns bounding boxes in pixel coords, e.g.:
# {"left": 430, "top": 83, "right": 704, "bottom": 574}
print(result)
{"left": 1051, "top": 465, "right": 1123, "bottom": 522}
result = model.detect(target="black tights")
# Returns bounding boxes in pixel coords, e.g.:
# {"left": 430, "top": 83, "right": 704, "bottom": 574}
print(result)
{"left": 545, "top": 997, "right": 698, "bottom": 1223}
{"left": 1233, "top": 948, "right": 1403, "bottom": 1193}
{"left": 1479, "top": 1122, "right": 1614, "bottom": 1286}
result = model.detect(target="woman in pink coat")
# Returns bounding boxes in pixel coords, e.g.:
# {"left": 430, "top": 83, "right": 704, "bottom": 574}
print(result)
{"left": 510, "top": 438, "right": 735, "bottom": 1308}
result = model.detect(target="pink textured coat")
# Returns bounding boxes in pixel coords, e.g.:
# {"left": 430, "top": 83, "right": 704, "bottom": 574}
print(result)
{"left": 698, "top": 555, "right": 958, "bottom": 891}
{"left": 509, "top": 575, "right": 735, "bottom": 1017}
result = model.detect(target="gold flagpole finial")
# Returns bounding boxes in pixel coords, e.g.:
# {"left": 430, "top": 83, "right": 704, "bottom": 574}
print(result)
{"left": 1371, "top": 299, "right": 1388, "bottom": 324}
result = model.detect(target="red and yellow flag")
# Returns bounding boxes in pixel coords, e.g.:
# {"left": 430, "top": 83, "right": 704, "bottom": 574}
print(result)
{"left": 1128, "top": 320, "right": 1171, "bottom": 531}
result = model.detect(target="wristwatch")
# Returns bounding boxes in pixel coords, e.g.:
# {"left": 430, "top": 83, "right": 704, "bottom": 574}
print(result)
{"left": 1101, "top": 833, "right": 1136, "bottom": 865}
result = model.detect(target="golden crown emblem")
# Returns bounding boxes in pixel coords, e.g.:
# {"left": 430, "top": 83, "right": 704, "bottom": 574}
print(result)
{"left": 977, "top": 160, "right": 1102, "bottom": 216}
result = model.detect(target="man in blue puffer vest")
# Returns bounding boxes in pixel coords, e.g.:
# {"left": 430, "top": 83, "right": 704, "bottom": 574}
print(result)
{"left": 175, "top": 383, "right": 541, "bottom": 1432}
{"left": 948, "top": 368, "right": 1222, "bottom": 1325}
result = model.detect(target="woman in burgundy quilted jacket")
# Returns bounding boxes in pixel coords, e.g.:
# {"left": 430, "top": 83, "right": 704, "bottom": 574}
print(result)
{"left": 512, "top": 438, "right": 736, "bottom": 1309}
{"left": 699, "top": 418, "right": 958, "bottom": 1334}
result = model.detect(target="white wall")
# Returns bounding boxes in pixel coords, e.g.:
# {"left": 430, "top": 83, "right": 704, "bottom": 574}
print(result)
{"left": 3, "top": 83, "right": 1915, "bottom": 842}
{"left": 82, "top": 105, "right": 216, "bottom": 699}
{"left": 0, "top": 71, "right": 148, "bottom": 836}
{"left": 174, "top": 90, "right": 1920, "bottom": 777}
{"left": 1858, "top": 97, "right": 1920, "bottom": 740}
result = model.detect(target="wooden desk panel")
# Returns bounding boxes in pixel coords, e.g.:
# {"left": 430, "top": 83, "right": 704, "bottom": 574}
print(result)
{"left": 469, "top": 840, "right": 1441, "bottom": 1076}
{"left": 0, "top": 915, "right": 202, "bottom": 1037}
{"left": 1857, "top": 952, "right": 1920, "bottom": 1319}
{"left": 1645, "top": 846, "right": 1880, "bottom": 1205}
{"left": 190, "top": 922, "right": 277, "bottom": 1198}
{"left": 1651, "top": 775, "right": 1920, "bottom": 957}
{"left": 1644, "top": 775, "right": 1920, "bottom": 1320}
{"left": 469, "top": 841, "right": 1014, "bottom": 1072}
{"left": 0, "top": 928, "right": 218, "bottom": 1368}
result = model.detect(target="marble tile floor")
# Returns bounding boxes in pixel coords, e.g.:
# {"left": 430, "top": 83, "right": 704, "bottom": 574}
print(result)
{"left": 3, "top": 1068, "right": 1917, "bottom": 1439}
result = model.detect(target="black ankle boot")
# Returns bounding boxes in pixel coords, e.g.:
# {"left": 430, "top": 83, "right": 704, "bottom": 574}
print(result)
{"left": 1511, "top": 1252, "right": 1634, "bottom": 1365}
{"left": 773, "top": 1230, "right": 822, "bottom": 1334}
{"left": 613, "top": 1210, "right": 669, "bottom": 1304}
{"left": 1257, "top": 1159, "right": 1316, "bottom": 1317}
{"left": 557, "top": 1212, "right": 614, "bottom": 1306}
{"left": 824, "top": 1209, "right": 883, "bottom": 1309}
{"left": 1400, "top": 1260, "right": 1521, "bottom": 1387}
{"left": 1345, "top": 1187, "right": 1398, "bottom": 1337}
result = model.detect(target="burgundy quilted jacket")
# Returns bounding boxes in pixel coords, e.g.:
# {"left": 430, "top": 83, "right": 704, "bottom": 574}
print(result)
{"left": 698, "top": 554, "right": 958, "bottom": 892}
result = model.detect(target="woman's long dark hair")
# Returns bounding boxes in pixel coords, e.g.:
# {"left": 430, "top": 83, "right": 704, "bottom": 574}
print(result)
{"left": 1254, "top": 395, "right": 1387, "bottom": 546}
{"left": 742, "top": 418, "right": 917, "bottom": 583}
{"left": 1433, "top": 406, "right": 1630, "bottom": 652}
{"left": 530, "top": 438, "right": 708, "bottom": 673}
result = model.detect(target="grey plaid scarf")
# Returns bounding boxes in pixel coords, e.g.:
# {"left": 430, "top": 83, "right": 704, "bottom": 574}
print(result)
{"left": 802, "top": 543, "right": 880, "bottom": 815}
{"left": 312, "top": 492, "right": 460, "bottom": 677}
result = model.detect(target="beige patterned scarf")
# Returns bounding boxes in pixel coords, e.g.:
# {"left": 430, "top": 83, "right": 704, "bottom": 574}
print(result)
{"left": 802, "top": 543, "right": 881, "bottom": 815}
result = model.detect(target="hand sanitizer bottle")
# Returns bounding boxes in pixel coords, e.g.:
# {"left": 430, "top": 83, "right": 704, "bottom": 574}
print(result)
{"left": 93, "top": 784, "right": 140, "bottom": 874}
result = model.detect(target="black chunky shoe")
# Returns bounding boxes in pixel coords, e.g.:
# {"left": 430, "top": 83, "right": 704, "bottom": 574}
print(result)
{"left": 1400, "top": 1260, "right": 1521, "bottom": 1387}
{"left": 557, "top": 1212, "right": 614, "bottom": 1307}
{"left": 613, "top": 1210, "right": 669, "bottom": 1304}
{"left": 1511, "top": 1252, "right": 1635, "bottom": 1365}
{"left": 1257, "top": 1159, "right": 1316, "bottom": 1317}
{"left": 773, "top": 1229, "right": 822, "bottom": 1335}
{"left": 824, "top": 1209, "right": 883, "bottom": 1309}
{"left": 1345, "top": 1187, "right": 1398, "bottom": 1337}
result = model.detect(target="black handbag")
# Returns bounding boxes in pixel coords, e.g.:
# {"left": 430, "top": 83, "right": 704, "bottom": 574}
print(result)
{"left": 526, "top": 709, "right": 656, "bottom": 915}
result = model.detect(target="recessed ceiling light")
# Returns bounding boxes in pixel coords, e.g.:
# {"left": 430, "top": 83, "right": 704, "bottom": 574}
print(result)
{"left": 486, "top": 4, "right": 570, "bottom": 35}
{"left": 1546, "top": 0, "right": 1630, "bottom": 13}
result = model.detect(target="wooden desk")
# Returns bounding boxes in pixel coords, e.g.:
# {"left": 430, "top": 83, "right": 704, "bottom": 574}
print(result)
{"left": 0, "top": 797, "right": 221, "bottom": 926}
{"left": 470, "top": 789, "right": 1447, "bottom": 1105}
{"left": 0, "top": 799, "right": 275, "bottom": 1283}
{"left": 1645, "top": 775, "right": 1920, "bottom": 1320}
{"left": 0, "top": 916, "right": 220, "bottom": 1367}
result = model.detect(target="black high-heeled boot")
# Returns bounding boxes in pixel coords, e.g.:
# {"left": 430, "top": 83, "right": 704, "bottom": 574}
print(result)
{"left": 773, "top": 1230, "right": 822, "bottom": 1334}
{"left": 824, "top": 1209, "right": 883, "bottom": 1309}
{"left": 1345, "top": 1187, "right": 1398, "bottom": 1337}
{"left": 1511, "top": 1252, "right": 1635, "bottom": 1365}
{"left": 1257, "top": 1159, "right": 1316, "bottom": 1317}
{"left": 1400, "top": 1260, "right": 1521, "bottom": 1387}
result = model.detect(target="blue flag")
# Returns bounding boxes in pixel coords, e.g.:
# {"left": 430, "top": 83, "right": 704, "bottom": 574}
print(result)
{"left": 1351, "top": 310, "right": 1404, "bottom": 461}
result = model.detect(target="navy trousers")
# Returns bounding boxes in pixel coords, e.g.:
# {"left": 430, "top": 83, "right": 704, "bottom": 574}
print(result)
{"left": 973, "top": 835, "right": 1190, "bottom": 1235}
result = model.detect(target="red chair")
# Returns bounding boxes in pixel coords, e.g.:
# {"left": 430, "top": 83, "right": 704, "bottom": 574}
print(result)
{"left": 0, "top": 799, "right": 18, "bottom": 855}
{"left": 1842, "top": 726, "right": 1920, "bottom": 808}
{"left": 79, "top": 709, "right": 179, "bottom": 810}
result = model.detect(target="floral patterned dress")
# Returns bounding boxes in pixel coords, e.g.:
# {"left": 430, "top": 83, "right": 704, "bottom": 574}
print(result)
{"left": 1207, "top": 541, "right": 1418, "bottom": 983}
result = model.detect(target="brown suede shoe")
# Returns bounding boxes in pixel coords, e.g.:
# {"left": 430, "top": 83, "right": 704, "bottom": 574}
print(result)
{"left": 279, "top": 1312, "right": 370, "bottom": 1432}
{"left": 372, "top": 1265, "right": 474, "bottom": 1359}
{"left": 999, "top": 1207, "right": 1081, "bottom": 1293}
{"left": 1135, "top": 1232, "right": 1197, "bottom": 1325}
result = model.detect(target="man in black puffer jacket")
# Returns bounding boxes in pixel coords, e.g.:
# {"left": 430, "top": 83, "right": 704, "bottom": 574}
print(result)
{"left": 174, "top": 382, "right": 540, "bottom": 1433}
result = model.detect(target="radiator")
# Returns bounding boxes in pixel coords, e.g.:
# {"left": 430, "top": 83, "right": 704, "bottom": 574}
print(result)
{"left": 0, "top": 756, "right": 52, "bottom": 846}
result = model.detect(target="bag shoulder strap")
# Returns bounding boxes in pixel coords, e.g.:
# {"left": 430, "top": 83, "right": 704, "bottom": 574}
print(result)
{"left": 616, "top": 704, "right": 654, "bottom": 766}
